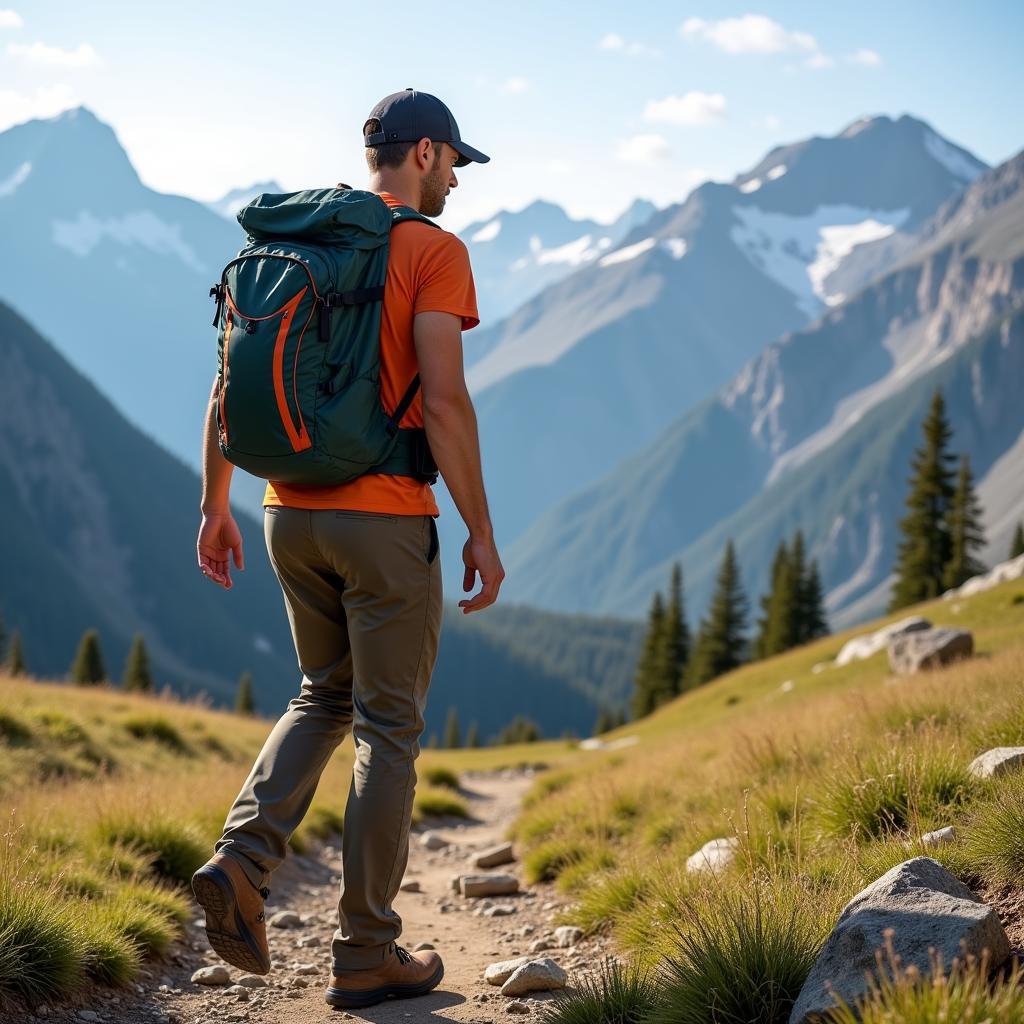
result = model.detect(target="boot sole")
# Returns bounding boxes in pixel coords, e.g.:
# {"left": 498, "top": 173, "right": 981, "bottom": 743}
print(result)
{"left": 324, "top": 962, "right": 445, "bottom": 1009}
{"left": 191, "top": 863, "right": 270, "bottom": 975}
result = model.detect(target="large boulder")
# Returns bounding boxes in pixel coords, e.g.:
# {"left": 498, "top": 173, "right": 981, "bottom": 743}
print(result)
{"left": 944, "top": 554, "right": 1024, "bottom": 600}
{"left": 887, "top": 627, "right": 973, "bottom": 674}
{"left": 836, "top": 617, "right": 931, "bottom": 666}
{"left": 789, "top": 857, "right": 1009, "bottom": 1024}
{"left": 968, "top": 747, "right": 1024, "bottom": 779}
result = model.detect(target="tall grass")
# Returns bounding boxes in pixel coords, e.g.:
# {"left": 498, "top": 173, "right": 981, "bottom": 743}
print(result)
{"left": 541, "top": 959, "right": 660, "bottom": 1023}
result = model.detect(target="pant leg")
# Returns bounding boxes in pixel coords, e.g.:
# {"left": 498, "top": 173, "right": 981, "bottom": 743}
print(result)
{"left": 215, "top": 506, "right": 355, "bottom": 888}
{"left": 310, "top": 510, "right": 443, "bottom": 972}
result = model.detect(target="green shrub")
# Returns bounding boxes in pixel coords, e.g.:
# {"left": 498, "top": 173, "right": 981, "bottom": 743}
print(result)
{"left": 556, "top": 848, "right": 617, "bottom": 893}
{"left": 960, "top": 783, "right": 1024, "bottom": 885}
{"left": 573, "top": 867, "right": 652, "bottom": 934}
{"left": 413, "top": 789, "right": 468, "bottom": 820}
{"left": 116, "top": 880, "right": 190, "bottom": 926}
{"left": 120, "top": 715, "right": 188, "bottom": 753}
{"left": 0, "top": 710, "right": 32, "bottom": 746}
{"left": 77, "top": 911, "right": 141, "bottom": 986}
{"left": 541, "top": 958, "right": 660, "bottom": 1023}
{"left": 93, "top": 813, "right": 207, "bottom": 883}
{"left": 524, "top": 838, "right": 586, "bottom": 884}
{"left": 304, "top": 805, "right": 345, "bottom": 840}
{"left": 98, "top": 895, "right": 178, "bottom": 957}
{"left": 522, "top": 770, "right": 575, "bottom": 809}
{"left": 645, "top": 883, "right": 825, "bottom": 1024}
{"left": 422, "top": 765, "right": 460, "bottom": 790}
{"left": 28, "top": 710, "right": 89, "bottom": 745}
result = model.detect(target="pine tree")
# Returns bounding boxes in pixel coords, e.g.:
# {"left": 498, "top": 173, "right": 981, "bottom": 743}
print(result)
{"left": 443, "top": 706, "right": 462, "bottom": 749}
{"left": 615, "top": 707, "right": 628, "bottom": 728}
{"left": 631, "top": 591, "right": 667, "bottom": 719}
{"left": 686, "top": 540, "right": 749, "bottom": 688}
{"left": 235, "top": 671, "right": 255, "bottom": 715}
{"left": 799, "top": 559, "right": 829, "bottom": 642}
{"left": 754, "top": 540, "right": 794, "bottom": 659}
{"left": 465, "top": 721, "right": 480, "bottom": 748}
{"left": 594, "top": 708, "right": 614, "bottom": 735}
{"left": 663, "top": 562, "right": 691, "bottom": 694}
{"left": 122, "top": 633, "right": 154, "bottom": 692}
{"left": 943, "top": 454, "right": 987, "bottom": 590}
{"left": 71, "top": 628, "right": 106, "bottom": 685}
{"left": 6, "top": 630, "right": 25, "bottom": 677}
{"left": 1011, "top": 522, "right": 1024, "bottom": 560}
{"left": 426, "top": 732, "right": 439, "bottom": 749}
{"left": 889, "top": 390, "right": 957, "bottom": 610}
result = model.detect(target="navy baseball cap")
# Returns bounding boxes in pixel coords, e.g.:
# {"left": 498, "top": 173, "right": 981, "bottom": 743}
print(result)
{"left": 364, "top": 88, "right": 490, "bottom": 167}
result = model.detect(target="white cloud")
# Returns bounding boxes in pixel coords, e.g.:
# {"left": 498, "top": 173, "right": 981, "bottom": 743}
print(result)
{"left": 546, "top": 158, "right": 574, "bottom": 175}
{"left": 644, "top": 91, "right": 727, "bottom": 126}
{"left": 680, "top": 15, "right": 817, "bottom": 55}
{"left": 805, "top": 52, "right": 836, "bottom": 70}
{"left": 761, "top": 113, "right": 782, "bottom": 130}
{"left": 616, "top": 133, "right": 671, "bottom": 164}
{"left": 501, "top": 76, "right": 529, "bottom": 95}
{"left": 598, "top": 31, "right": 660, "bottom": 57}
{"left": 0, "top": 9, "right": 22, "bottom": 28}
{"left": 0, "top": 83, "right": 78, "bottom": 131}
{"left": 7, "top": 40, "right": 102, "bottom": 68}
{"left": 847, "top": 48, "right": 882, "bottom": 66}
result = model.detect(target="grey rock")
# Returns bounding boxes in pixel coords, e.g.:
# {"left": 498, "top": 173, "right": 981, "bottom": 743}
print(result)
{"left": 461, "top": 873, "right": 519, "bottom": 897}
{"left": 235, "top": 975, "right": 268, "bottom": 988}
{"left": 77, "top": 1014, "right": 99, "bottom": 1022}
{"left": 420, "top": 830, "right": 449, "bottom": 850}
{"left": 450, "top": 873, "right": 463, "bottom": 893}
{"left": 413, "top": 941, "right": 436, "bottom": 951}
{"left": 267, "top": 910, "right": 302, "bottom": 928}
{"left": 528, "top": 938, "right": 553, "bottom": 954}
{"left": 836, "top": 616, "right": 931, "bottom": 666}
{"left": 400, "top": 879, "right": 422, "bottom": 893}
{"left": 289, "top": 976, "right": 311, "bottom": 989}
{"left": 887, "top": 627, "right": 973, "bottom": 674}
{"left": 473, "top": 842, "right": 516, "bottom": 869}
{"left": 553, "top": 926, "right": 583, "bottom": 948}
{"left": 223, "top": 985, "right": 249, "bottom": 1000}
{"left": 484, "top": 956, "right": 533, "bottom": 985}
{"left": 922, "top": 826, "right": 956, "bottom": 847}
{"left": 191, "top": 965, "right": 231, "bottom": 986}
{"left": 500, "top": 958, "right": 568, "bottom": 996}
{"left": 685, "top": 836, "right": 738, "bottom": 874}
{"left": 968, "top": 747, "right": 1024, "bottom": 779}
{"left": 789, "top": 857, "right": 1010, "bottom": 1024}
{"left": 484, "top": 904, "right": 517, "bottom": 917}
{"left": 506, "top": 1001, "right": 530, "bottom": 1014}
{"left": 296, "top": 934, "right": 321, "bottom": 947}
{"left": 293, "top": 963, "right": 320, "bottom": 975}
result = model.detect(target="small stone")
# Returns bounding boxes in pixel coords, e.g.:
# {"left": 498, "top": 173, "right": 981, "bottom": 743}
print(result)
{"left": 473, "top": 842, "right": 516, "bottom": 869}
{"left": 77, "top": 1014, "right": 99, "bottom": 1023}
{"left": 268, "top": 910, "right": 302, "bottom": 928}
{"left": 922, "top": 826, "right": 956, "bottom": 848}
{"left": 461, "top": 873, "right": 519, "bottom": 898}
{"left": 553, "top": 926, "right": 583, "bottom": 947}
{"left": 484, "top": 955, "right": 533, "bottom": 985}
{"left": 528, "top": 938, "right": 553, "bottom": 953}
{"left": 296, "top": 934, "right": 321, "bottom": 948}
{"left": 500, "top": 958, "right": 568, "bottom": 997}
{"left": 420, "top": 831, "right": 449, "bottom": 850}
{"left": 413, "top": 942, "right": 436, "bottom": 951}
{"left": 484, "top": 904, "right": 517, "bottom": 917}
{"left": 223, "top": 985, "right": 250, "bottom": 1001}
{"left": 400, "top": 879, "right": 422, "bottom": 893}
{"left": 236, "top": 975, "right": 268, "bottom": 989}
{"left": 686, "top": 837, "right": 738, "bottom": 875}
{"left": 191, "top": 965, "right": 231, "bottom": 986}
{"left": 289, "top": 976, "right": 310, "bottom": 989}
{"left": 506, "top": 1001, "right": 530, "bottom": 1014}
{"left": 449, "top": 874, "right": 463, "bottom": 893}
{"left": 520, "top": 924, "right": 535, "bottom": 936}
{"left": 293, "top": 963, "right": 320, "bottom": 976}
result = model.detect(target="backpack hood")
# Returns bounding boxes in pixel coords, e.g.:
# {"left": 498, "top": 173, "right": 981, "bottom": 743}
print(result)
{"left": 238, "top": 188, "right": 392, "bottom": 248}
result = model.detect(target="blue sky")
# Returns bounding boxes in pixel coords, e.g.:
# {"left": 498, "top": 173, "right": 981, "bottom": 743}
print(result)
{"left": 2, "top": 1, "right": 1022, "bottom": 229}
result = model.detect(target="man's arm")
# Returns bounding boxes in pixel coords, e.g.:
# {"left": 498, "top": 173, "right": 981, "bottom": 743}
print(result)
{"left": 414, "top": 310, "right": 504, "bottom": 613}
{"left": 197, "top": 376, "right": 244, "bottom": 589}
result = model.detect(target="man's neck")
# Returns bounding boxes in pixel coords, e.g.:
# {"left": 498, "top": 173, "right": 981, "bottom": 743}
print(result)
{"left": 368, "top": 174, "right": 420, "bottom": 213}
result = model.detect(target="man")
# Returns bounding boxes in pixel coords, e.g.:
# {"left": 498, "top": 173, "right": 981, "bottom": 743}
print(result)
{"left": 191, "top": 89, "right": 504, "bottom": 1011}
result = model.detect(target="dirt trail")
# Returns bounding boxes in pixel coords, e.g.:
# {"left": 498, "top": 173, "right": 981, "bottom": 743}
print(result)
{"left": 57, "top": 769, "right": 607, "bottom": 1024}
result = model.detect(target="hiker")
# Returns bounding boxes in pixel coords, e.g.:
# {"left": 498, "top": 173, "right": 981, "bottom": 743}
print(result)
{"left": 191, "top": 89, "right": 503, "bottom": 1010}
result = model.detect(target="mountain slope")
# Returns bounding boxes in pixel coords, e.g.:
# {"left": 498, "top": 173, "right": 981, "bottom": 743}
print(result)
{"left": 438, "top": 114, "right": 987, "bottom": 567}
{"left": 502, "top": 147, "right": 1024, "bottom": 624}
{"left": 0, "top": 301, "right": 640, "bottom": 734}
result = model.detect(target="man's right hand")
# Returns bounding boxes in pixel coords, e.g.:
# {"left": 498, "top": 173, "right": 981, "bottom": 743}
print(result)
{"left": 197, "top": 511, "right": 245, "bottom": 590}
{"left": 460, "top": 533, "right": 504, "bottom": 614}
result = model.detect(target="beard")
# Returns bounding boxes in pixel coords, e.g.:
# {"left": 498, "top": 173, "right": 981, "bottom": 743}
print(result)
{"left": 420, "top": 150, "right": 447, "bottom": 217}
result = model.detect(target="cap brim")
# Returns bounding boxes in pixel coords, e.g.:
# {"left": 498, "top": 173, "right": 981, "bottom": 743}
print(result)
{"left": 451, "top": 141, "right": 490, "bottom": 167}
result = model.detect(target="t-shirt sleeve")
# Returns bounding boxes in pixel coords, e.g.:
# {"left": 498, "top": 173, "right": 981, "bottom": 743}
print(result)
{"left": 413, "top": 233, "right": 480, "bottom": 331}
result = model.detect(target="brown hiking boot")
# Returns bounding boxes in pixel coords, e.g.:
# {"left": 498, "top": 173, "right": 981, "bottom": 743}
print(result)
{"left": 191, "top": 852, "right": 271, "bottom": 975}
{"left": 324, "top": 946, "right": 444, "bottom": 1008}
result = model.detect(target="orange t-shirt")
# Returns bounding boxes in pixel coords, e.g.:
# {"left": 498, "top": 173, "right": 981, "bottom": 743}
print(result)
{"left": 263, "top": 191, "right": 479, "bottom": 516}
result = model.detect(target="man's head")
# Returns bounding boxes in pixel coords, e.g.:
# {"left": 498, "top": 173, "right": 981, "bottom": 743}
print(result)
{"left": 362, "top": 89, "right": 489, "bottom": 217}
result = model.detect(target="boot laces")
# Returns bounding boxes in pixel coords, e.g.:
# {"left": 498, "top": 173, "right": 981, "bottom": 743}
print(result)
{"left": 395, "top": 945, "right": 414, "bottom": 964}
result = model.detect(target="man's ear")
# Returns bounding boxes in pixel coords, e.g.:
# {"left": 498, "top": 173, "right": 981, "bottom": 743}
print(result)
{"left": 414, "top": 137, "right": 434, "bottom": 170}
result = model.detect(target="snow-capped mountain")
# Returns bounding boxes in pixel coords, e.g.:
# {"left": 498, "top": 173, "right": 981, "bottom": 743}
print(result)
{"left": 499, "top": 146, "right": 1024, "bottom": 628}
{"left": 458, "top": 197, "right": 657, "bottom": 326}
{"left": 206, "top": 180, "right": 284, "bottom": 221}
{"left": 433, "top": 113, "right": 988, "bottom": 576}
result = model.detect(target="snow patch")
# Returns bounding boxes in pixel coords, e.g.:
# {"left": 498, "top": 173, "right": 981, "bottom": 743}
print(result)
{"left": 253, "top": 634, "right": 273, "bottom": 654}
{"left": 924, "top": 130, "right": 983, "bottom": 183}
{"left": 52, "top": 210, "right": 207, "bottom": 271}
{"left": 739, "top": 177, "right": 762, "bottom": 194}
{"left": 731, "top": 204, "right": 910, "bottom": 316}
{"left": 663, "top": 237, "right": 688, "bottom": 259}
{"left": 841, "top": 116, "right": 875, "bottom": 138}
{"left": 766, "top": 164, "right": 787, "bottom": 180}
{"left": 471, "top": 218, "right": 502, "bottom": 243}
{"left": 0, "top": 161, "right": 31, "bottom": 198}
{"left": 598, "top": 236, "right": 656, "bottom": 267}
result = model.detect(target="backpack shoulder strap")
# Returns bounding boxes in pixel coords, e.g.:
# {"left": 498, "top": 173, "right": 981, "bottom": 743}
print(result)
{"left": 389, "top": 204, "right": 443, "bottom": 231}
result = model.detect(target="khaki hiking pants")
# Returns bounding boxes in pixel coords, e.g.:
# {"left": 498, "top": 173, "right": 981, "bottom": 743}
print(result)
{"left": 215, "top": 506, "right": 443, "bottom": 971}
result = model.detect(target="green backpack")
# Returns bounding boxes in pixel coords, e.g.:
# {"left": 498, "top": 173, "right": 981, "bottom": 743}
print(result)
{"left": 210, "top": 187, "right": 440, "bottom": 486}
